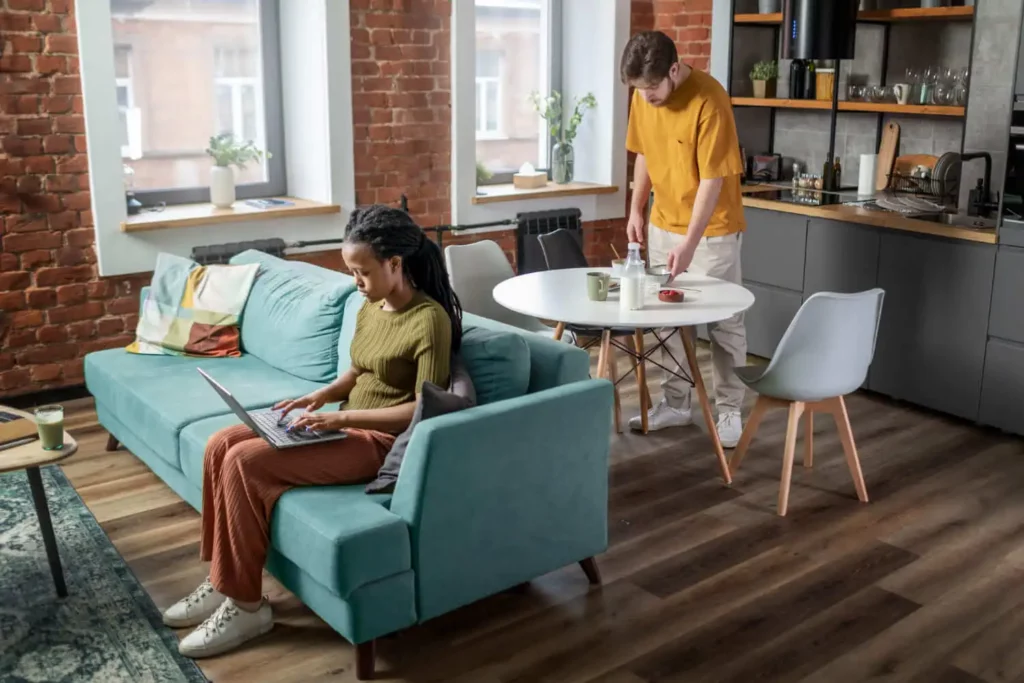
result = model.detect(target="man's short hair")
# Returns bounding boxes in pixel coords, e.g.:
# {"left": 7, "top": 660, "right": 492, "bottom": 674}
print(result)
{"left": 620, "top": 31, "right": 679, "bottom": 86}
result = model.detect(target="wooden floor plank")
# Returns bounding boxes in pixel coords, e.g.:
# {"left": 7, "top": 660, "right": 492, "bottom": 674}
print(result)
{"left": 42, "top": 346, "right": 1024, "bottom": 683}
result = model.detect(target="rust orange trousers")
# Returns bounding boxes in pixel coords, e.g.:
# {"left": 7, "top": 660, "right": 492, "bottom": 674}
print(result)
{"left": 199, "top": 424, "right": 396, "bottom": 602}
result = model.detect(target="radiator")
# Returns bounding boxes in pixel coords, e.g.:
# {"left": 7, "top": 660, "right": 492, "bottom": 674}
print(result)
{"left": 190, "top": 238, "right": 288, "bottom": 265}
{"left": 515, "top": 207, "right": 582, "bottom": 274}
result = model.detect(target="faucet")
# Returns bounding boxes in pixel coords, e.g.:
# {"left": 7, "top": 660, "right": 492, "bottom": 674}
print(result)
{"left": 961, "top": 152, "right": 997, "bottom": 216}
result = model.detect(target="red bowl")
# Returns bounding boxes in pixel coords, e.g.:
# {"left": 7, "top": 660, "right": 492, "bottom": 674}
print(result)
{"left": 658, "top": 289, "right": 684, "bottom": 303}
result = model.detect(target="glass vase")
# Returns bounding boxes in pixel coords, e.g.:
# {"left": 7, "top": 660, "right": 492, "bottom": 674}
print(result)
{"left": 551, "top": 141, "right": 574, "bottom": 184}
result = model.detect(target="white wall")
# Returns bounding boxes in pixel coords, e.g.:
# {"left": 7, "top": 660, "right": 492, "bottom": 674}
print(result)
{"left": 449, "top": 0, "right": 630, "bottom": 225}
{"left": 77, "top": 0, "right": 354, "bottom": 276}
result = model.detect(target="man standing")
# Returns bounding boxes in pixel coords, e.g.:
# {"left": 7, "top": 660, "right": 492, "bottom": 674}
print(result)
{"left": 620, "top": 31, "right": 748, "bottom": 447}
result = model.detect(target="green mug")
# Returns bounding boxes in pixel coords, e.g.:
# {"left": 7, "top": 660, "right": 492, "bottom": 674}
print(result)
{"left": 587, "top": 272, "right": 611, "bottom": 302}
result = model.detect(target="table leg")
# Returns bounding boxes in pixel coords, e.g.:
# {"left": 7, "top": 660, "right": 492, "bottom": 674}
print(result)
{"left": 553, "top": 322, "right": 565, "bottom": 341}
{"left": 596, "top": 329, "right": 612, "bottom": 379}
{"left": 678, "top": 327, "right": 732, "bottom": 485}
{"left": 633, "top": 329, "right": 648, "bottom": 434}
{"left": 26, "top": 466, "right": 67, "bottom": 598}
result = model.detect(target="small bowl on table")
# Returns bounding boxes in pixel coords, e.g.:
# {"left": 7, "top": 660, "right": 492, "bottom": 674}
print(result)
{"left": 646, "top": 264, "right": 672, "bottom": 286}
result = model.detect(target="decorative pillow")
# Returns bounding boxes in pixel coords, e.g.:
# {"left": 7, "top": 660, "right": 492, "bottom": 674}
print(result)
{"left": 127, "top": 252, "right": 259, "bottom": 358}
{"left": 365, "top": 356, "right": 476, "bottom": 494}
{"left": 458, "top": 326, "right": 531, "bottom": 404}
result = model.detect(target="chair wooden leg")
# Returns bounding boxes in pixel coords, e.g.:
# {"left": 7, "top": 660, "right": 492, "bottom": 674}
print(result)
{"left": 356, "top": 640, "right": 375, "bottom": 680}
{"left": 829, "top": 396, "right": 869, "bottom": 503}
{"left": 778, "top": 402, "right": 805, "bottom": 517}
{"left": 804, "top": 410, "right": 814, "bottom": 469}
{"left": 553, "top": 322, "right": 565, "bottom": 341}
{"left": 610, "top": 352, "right": 622, "bottom": 434}
{"left": 728, "top": 395, "right": 769, "bottom": 474}
{"left": 105, "top": 434, "right": 119, "bottom": 452}
{"left": 579, "top": 557, "right": 602, "bottom": 585}
{"left": 633, "top": 330, "right": 648, "bottom": 434}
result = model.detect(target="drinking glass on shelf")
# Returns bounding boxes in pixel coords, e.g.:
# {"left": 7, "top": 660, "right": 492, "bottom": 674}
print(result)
{"left": 932, "top": 85, "right": 955, "bottom": 106}
{"left": 847, "top": 84, "right": 866, "bottom": 101}
{"left": 958, "top": 66, "right": 969, "bottom": 87}
{"left": 940, "top": 67, "right": 956, "bottom": 86}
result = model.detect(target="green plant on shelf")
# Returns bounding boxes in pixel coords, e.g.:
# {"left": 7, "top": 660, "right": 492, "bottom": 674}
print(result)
{"left": 205, "top": 133, "right": 270, "bottom": 170}
{"left": 750, "top": 60, "right": 778, "bottom": 82}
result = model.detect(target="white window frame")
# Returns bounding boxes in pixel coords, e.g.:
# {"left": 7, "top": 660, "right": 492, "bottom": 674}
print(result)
{"left": 214, "top": 76, "right": 264, "bottom": 144}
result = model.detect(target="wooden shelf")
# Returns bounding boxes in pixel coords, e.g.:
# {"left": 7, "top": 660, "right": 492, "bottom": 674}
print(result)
{"left": 731, "top": 97, "right": 833, "bottom": 110}
{"left": 839, "top": 101, "right": 965, "bottom": 116}
{"left": 734, "top": 12, "right": 781, "bottom": 24}
{"left": 731, "top": 97, "right": 965, "bottom": 117}
{"left": 471, "top": 182, "right": 618, "bottom": 205}
{"left": 121, "top": 196, "right": 341, "bottom": 233}
{"left": 734, "top": 6, "right": 973, "bottom": 24}
{"left": 857, "top": 6, "right": 974, "bottom": 22}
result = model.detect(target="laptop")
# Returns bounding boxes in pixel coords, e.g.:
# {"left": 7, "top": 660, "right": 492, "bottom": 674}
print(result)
{"left": 197, "top": 368, "right": 348, "bottom": 450}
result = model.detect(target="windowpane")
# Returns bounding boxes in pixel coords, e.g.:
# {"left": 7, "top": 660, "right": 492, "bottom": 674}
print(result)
{"left": 474, "top": 0, "right": 550, "bottom": 178}
{"left": 109, "top": 0, "right": 268, "bottom": 191}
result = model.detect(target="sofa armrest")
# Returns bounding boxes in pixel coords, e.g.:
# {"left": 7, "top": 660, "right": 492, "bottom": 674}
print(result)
{"left": 389, "top": 378, "right": 613, "bottom": 621}
{"left": 138, "top": 285, "right": 150, "bottom": 317}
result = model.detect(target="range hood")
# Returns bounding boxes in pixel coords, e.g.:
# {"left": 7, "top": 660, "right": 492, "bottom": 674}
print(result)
{"left": 781, "top": 0, "right": 858, "bottom": 61}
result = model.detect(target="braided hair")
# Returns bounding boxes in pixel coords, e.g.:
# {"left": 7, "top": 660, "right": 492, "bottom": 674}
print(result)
{"left": 344, "top": 204, "right": 463, "bottom": 351}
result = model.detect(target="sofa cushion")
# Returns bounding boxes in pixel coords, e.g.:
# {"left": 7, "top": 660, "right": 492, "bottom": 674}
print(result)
{"left": 336, "top": 291, "right": 366, "bottom": 375}
{"left": 229, "top": 250, "right": 357, "bottom": 383}
{"left": 460, "top": 326, "right": 531, "bottom": 404}
{"left": 85, "top": 348, "right": 325, "bottom": 471}
{"left": 179, "top": 414, "right": 410, "bottom": 598}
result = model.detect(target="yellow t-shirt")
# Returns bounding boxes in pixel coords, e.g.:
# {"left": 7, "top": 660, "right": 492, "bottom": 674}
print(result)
{"left": 626, "top": 68, "right": 746, "bottom": 237}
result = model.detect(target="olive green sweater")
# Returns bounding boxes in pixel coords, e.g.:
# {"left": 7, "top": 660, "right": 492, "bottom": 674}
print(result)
{"left": 346, "top": 291, "right": 452, "bottom": 411}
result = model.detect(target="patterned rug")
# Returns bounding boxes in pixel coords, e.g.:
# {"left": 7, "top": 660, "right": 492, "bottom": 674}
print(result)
{"left": 0, "top": 465, "right": 207, "bottom": 682}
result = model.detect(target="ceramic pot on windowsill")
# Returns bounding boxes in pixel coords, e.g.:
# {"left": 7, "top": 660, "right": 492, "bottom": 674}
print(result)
{"left": 210, "top": 165, "right": 236, "bottom": 208}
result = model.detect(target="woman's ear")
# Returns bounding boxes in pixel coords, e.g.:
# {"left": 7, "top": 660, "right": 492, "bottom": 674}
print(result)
{"left": 389, "top": 255, "right": 402, "bottom": 273}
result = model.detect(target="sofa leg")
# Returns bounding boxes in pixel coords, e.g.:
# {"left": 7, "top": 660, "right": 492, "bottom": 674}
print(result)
{"left": 356, "top": 639, "right": 375, "bottom": 680}
{"left": 105, "top": 434, "right": 120, "bottom": 452}
{"left": 579, "top": 557, "right": 602, "bottom": 586}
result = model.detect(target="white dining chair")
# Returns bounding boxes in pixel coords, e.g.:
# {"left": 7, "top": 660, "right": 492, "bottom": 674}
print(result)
{"left": 729, "top": 289, "right": 886, "bottom": 516}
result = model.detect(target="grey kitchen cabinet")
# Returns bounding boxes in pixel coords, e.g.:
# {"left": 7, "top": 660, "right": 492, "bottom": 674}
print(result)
{"left": 741, "top": 207, "right": 808, "bottom": 292}
{"left": 989, "top": 246, "right": 1024, "bottom": 344}
{"left": 869, "top": 232, "right": 996, "bottom": 421}
{"left": 741, "top": 281, "right": 803, "bottom": 359}
{"left": 979, "top": 338, "right": 1024, "bottom": 436}
{"left": 803, "top": 219, "right": 881, "bottom": 297}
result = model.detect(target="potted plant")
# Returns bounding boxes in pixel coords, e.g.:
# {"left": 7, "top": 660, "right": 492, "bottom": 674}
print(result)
{"left": 750, "top": 60, "right": 778, "bottom": 99}
{"left": 205, "top": 133, "right": 270, "bottom": 208}
{"left": 529, "top": 90, "right": 597, "bottom": 184}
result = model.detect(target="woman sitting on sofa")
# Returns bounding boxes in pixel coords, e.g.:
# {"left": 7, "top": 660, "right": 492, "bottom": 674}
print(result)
{"left": 162, "top": 204, "right": 461, "bottom": 658}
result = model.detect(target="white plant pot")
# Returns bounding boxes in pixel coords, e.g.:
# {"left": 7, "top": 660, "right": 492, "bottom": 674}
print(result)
{"left": 210, "top": 166, "right": 236, "bottom": 208}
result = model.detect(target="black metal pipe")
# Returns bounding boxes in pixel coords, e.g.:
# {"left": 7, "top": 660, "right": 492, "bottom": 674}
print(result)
{"left": 827, "top": 57, "right": 842, "bottom": 171}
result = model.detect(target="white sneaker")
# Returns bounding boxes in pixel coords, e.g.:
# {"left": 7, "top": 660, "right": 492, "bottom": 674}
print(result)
{"left": 716, "top": 411, "right": 743, "bottom": 449}
{"left": 178, "top": 598, "right": 273, "bottom": 659}
{"left": 162, "top": 578, "right": 226, "bottom": 628}
{"left": 629, "top": 398, "right": 693, "bottom": 432}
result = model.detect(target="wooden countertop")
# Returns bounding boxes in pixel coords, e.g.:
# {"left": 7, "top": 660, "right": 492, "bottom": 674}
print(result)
{"left": 739, "top": 185, "right": 997, "bottom": 244}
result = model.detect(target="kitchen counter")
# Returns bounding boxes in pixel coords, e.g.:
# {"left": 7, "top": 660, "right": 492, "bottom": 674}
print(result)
{"left": 739, "top": 184, "right": 997, "bottom": 244}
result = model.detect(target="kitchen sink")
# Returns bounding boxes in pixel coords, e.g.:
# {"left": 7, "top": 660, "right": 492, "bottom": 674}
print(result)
{"left": 915, "top": 213, "right": 998, "bottom": 230}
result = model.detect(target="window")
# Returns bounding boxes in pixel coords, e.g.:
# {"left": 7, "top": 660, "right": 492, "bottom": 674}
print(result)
{"left": 108, "top": 0, "right": 284, "bottom": 205}
{"left": 474, "top": 0, "right": 560, "bottom": 185}
{"left": 114, "top": 45, "right": 140, "bottom": 159}
{"left": 475, "top": 50, "right": 503, "bottom": 138}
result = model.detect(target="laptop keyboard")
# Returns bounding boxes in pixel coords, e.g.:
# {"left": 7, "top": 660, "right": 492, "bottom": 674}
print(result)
{"left": 250, "top": 410, "right": 318, "bottom": 446}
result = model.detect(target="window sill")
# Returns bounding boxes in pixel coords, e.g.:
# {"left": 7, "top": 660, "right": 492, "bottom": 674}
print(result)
{"left": 470, "top": 182, "right": 619, "bottom": 205}
{"left": 120, "top": 196, "right": 341, "bottom": 233}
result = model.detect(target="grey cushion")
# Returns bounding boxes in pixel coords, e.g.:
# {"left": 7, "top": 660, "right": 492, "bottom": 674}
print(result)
{"left": 365, "top": 356, "right": 476, "bottom": 494}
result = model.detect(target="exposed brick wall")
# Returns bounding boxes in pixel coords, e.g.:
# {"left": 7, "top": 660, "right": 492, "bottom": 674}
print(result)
{"left": 0, "top": 1, "right": 150, "bottom": 397}
{"left": 1, "top": 0, "right": 712, "bottom": 398}
{"left": 349, "top": 0, "right": 451, "bottom": 229}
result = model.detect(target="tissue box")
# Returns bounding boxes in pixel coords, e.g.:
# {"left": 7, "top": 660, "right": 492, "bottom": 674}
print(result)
{"left": 513, "top": 171, "right": 548, "bottom": 190}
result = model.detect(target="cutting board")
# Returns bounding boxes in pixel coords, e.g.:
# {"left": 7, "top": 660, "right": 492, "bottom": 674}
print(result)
{"left": 875, "top": 122, "right": 901, "bottom": 192}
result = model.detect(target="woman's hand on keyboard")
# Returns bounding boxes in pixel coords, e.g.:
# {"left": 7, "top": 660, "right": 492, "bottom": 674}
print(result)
{"left": 274, "top": 390, "right": 328, "bottom": 418}
{"left": 288, "top": 410, "right": 347, "bottom": 434}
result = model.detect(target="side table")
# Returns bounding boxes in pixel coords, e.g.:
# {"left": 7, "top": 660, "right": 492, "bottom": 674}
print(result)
{"left": 0, "top": 405, "right": 78, "bottom": 598}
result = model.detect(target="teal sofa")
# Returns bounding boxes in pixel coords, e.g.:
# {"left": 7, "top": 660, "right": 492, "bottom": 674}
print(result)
{"left": 83, "top": 250, "right": 613, "bottom": 678}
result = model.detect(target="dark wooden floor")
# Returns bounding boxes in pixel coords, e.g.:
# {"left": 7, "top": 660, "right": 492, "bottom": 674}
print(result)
{"left": 55, "top": 347, "right": 1024, "bottom": 682}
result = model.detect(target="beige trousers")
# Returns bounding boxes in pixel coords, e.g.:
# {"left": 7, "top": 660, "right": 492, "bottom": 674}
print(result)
{"left": 647, "top": 225, "right": 748, "bottom": 414}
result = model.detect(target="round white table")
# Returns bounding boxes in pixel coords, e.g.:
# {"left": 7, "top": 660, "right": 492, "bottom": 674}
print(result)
{"left": 493, "top": 267, "right": 755, "bottom": 483}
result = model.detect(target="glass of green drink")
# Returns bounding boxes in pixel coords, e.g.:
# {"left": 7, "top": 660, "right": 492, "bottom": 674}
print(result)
{"left": 34, "top": 404, "right": 65, "bottom": 451}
